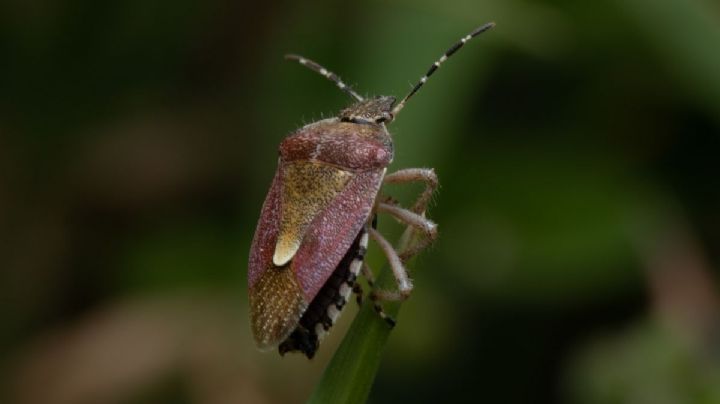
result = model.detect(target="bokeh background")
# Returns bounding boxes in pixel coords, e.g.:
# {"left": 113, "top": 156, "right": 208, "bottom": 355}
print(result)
{"left": 2, "top": 0, "right": 720, "bottom": 403}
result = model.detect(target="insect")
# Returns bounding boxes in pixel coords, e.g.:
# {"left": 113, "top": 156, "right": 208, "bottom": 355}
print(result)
{"left": 248, "top": 22, "right": 495, "bottom": 358}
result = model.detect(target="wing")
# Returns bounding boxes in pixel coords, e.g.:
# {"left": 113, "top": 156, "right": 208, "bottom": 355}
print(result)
{"left": 248, "top": 165, "right": 304, "bottom": 350}
{"left": 248, "top": 159, "right": 384, "bottom": 349}
{"left": 291, "top": 167, "right": 383, "bottom": 297}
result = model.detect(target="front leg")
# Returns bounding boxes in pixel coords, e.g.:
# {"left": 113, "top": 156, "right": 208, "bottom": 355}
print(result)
{"left": 383, "top": 168, "right": 438, "bottom": 214}
{"left": 381, "top": 167, "right": 439, "bottom": 260}
{"left": 377, "top": 202, "right": 437, "bottom": 261}
{"left": 366, "top": 210, "right": 437, "bottom": 300}
{"left": 364, "top": 168, "right": 438, "bottom": 317}
{"left": 368, "top": 227, "right": 413, "bottom": 300}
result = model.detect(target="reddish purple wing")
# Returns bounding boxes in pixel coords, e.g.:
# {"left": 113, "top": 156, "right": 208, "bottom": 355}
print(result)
{"left": 291, "top": 169, "right": 383, "bottom": 299}
{"left": 248, "top": 164, "right": 305, "bottom": 349}
{"left": 247, "top": 166, "right": 281, "bottom": 289}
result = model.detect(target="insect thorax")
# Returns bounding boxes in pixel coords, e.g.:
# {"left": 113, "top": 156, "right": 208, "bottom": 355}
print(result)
{"left": 340, "top": 96, "right": 396, "bottom": 124}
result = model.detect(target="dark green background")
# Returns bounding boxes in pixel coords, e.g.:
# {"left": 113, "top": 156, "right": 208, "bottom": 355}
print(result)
{"left": 2, "top": 0, "right": 719, "bottom": 403}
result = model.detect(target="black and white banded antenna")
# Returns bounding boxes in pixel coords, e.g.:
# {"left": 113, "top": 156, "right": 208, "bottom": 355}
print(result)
{"left": 391, "top": 22, "right": 495, "bottom": 117}
{"left": 285, "top": 54, "right": 364, "bottom": 102}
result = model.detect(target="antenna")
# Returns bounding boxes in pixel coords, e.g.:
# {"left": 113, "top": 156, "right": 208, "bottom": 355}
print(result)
{"left": 391, "top": 22, "right": 495, "bottom": 117}
{"left": 285, "top": 54, "right": 364, "bottom": 102}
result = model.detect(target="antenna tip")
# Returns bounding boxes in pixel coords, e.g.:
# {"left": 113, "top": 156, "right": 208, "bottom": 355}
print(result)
{"left": 471, "top": 22, "right": 496, "bottom": 36}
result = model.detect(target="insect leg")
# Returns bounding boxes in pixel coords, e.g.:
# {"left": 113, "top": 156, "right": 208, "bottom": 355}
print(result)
{"left": 362, "top": 260, "right": 397, "bottom": 328}
{"left": 377, "top": 202, "right": 438, "bottom": 261}
{"left": 352, "top": 282, "right": 364, "bottom": 305}
{"left": 368, "top": 227, "right": 413, "bottom": 300}
{"left": 383, "top": 168, "right": 438, "bottom": 214}
{"left": 361, "top": 261, "right": 376, "bottom": 287}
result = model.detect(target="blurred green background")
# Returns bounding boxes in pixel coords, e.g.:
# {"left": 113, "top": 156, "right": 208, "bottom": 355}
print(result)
{"left": 2, "top": 0, "right": 720, "bottom": 403}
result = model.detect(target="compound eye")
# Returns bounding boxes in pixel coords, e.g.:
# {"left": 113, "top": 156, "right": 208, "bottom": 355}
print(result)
{"left": 375, "top": 112, "right": 393, "bottom": 123}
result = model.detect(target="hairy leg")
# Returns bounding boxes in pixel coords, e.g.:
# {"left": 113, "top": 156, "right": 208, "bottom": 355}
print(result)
{"left": 383, "top": 168, "right": 438, "bottom": 214}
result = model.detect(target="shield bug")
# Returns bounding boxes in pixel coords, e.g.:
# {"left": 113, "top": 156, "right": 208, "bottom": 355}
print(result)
{"left": 248, "top": 22, "right": 495, "bottom": 358}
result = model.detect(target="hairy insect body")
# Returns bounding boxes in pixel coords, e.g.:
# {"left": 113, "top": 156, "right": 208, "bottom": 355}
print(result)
{"left": 249, "top": 111, "right": 394, "bottom": 356}
{"left": 248, "top": 22, "right": 494, "bottom": 358}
